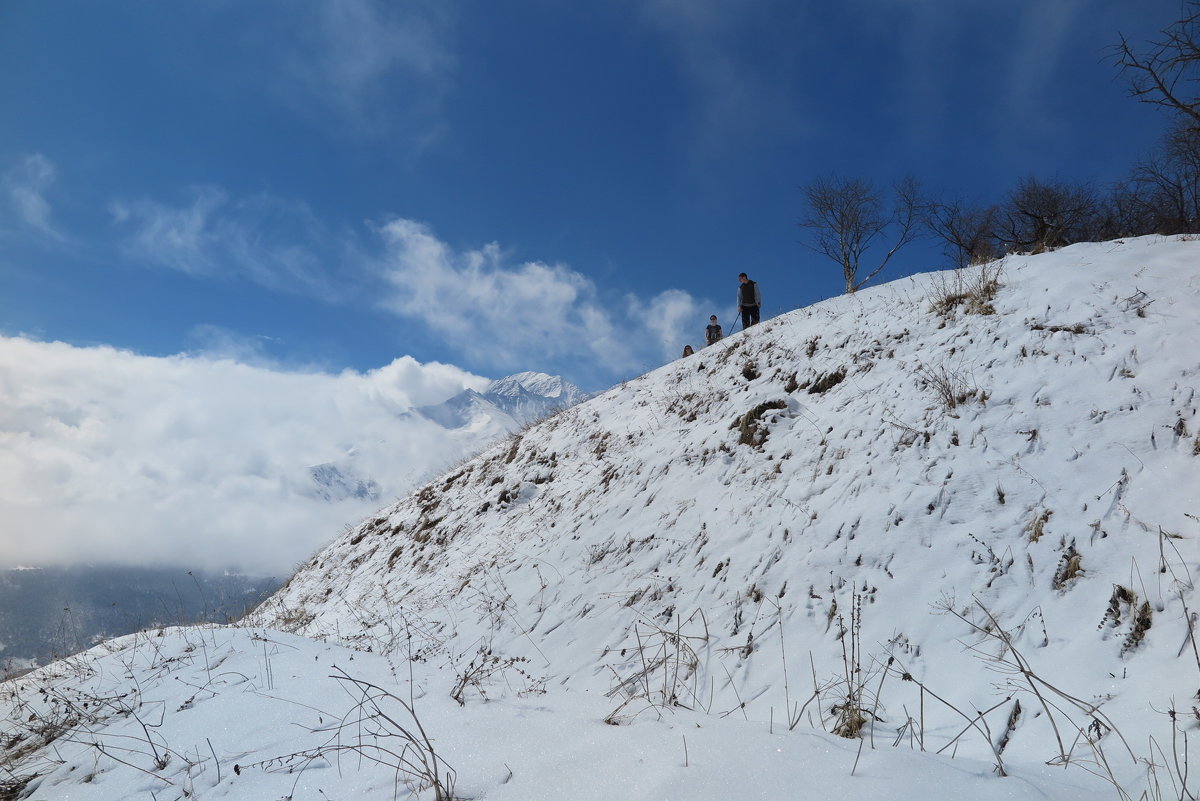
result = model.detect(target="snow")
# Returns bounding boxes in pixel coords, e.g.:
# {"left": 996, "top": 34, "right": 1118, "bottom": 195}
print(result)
{"left": 416, "top": 372, "right": 588, "bottom": 432}
{"left": 3, "top": 236, "right": 1198, "bottom": 800}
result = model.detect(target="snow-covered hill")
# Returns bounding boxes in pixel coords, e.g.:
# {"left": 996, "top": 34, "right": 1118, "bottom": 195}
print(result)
{"left": 4, "top": 237, "right": 1197, "bottom": 800}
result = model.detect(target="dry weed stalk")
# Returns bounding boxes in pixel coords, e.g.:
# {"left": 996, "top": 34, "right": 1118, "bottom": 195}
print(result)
{"left": 604, "top": 611, "right": 710, "bottom": 724}
{"left": 928, "top": 261, "right": 1003, "bottom": 318}
{"left": 255, "top": 666, "right": 457, "bottom": 801}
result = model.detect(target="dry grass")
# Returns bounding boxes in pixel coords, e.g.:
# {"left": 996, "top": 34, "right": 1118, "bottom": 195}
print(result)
{"left": 731, "top": 400, "right": 788, "bottom": 448}
{"left": 914, "top": 364, "right": 986, "bottom": 411}
{"left": 928, "top": 262, "right": 1003, "bottom": 319}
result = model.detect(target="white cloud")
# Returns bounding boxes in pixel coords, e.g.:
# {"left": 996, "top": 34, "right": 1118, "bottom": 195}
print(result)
{"left": 110, "top": 188, "right": 359, "bottom": 298}
{"left": 632, "top": 288, "right": 705, "bottom": 356}
{"left": 0, "top": 336, "right": 488, "bottom": 574}
{"left": 374, "top": 218, "right": 704, "bottom": 374}
{"left": 109, "top": 183, "right": 709, "bottom": 382}
{"left": 3, "top": 154, "right": 62, "bottom": 239}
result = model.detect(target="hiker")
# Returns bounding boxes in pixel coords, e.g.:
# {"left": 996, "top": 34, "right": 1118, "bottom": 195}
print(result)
{"left": 738, "top": 273, "right": 761, "bottom": 328}
{"left": 681, "top": 344, "right": 695, "bottom": 357}
{"left": 705, "top": 315, "right": 723, "bottom": 346}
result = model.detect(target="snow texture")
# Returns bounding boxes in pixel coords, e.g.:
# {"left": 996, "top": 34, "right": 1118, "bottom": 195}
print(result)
{"left": 3, "top": 236, "right": 1198, "bottom": 800}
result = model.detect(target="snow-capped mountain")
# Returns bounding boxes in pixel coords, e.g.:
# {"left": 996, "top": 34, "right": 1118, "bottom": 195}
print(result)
{"left": 415, "top": 371, "right": 587, "bottom": 431}
{"left": 308, "top": 458, "right": 383, "bottom": 503}
{"left": 4, "top": 237, "right": 1197, "bottom": 801}
{"left": 306, "top": 372, "right": 582, "bottom": 504}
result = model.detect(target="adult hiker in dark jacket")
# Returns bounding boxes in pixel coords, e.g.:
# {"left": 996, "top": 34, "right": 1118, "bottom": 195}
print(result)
{"left": 737, "top": 273, "right": 761, "bottom": 328}
{"left": 705, "top": 315, "right": 723, "bottom": 346}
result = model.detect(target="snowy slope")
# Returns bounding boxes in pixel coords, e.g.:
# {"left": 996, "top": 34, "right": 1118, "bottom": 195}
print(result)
{"left": 258, "top": 236, "right": 1199, "bottom": 783}
{"left": 3, "top": 236, "right": 1197, "bottom": 800}
{"left": 0, "top": 626, "right": 1108, "bottom": 801}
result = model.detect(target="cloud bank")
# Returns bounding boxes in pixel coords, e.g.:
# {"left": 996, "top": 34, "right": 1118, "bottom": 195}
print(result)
{"left": 375, "top": 218, "right": 707, "bottom": 374}
{"left": 0, "top": 336, "right": 490, "bottom": 574}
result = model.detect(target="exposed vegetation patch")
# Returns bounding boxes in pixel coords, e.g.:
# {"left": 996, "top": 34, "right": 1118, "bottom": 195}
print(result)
{"left": 1051, "top": 543, "right": 1083, "bottom": 589}
{"left": 1122, "top": 601, "right": 1153, "bottom": 655}
{"left": 929, "top": 263, "right": 1002, "bottom": 318}
{"left": 731, "top": 400, "right": 788, "bottom": 447}
{"left": 1026, "top": 508, "right": 1052, "bottom": 542}
{"left": 666, "top": 391, "right": 726, "bottom": 423}
{"left": 808, "top": 368, "right": 846, "bottom": 395}
{"left": 1099, "top": 585, "right": 1155, "bottom": 655}
{"left": 1031, "top": 322, "right": 1090, "bottom": 334}
{"left": 915, "top": 364, "right": 987, "bottom": 410}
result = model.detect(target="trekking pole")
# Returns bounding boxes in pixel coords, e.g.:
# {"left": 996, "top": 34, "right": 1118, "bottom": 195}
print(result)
{"left": 729, "top": 313, "right": 743, "bottom": 335}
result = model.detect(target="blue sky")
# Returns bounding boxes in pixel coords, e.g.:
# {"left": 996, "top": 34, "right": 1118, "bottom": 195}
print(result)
{"left": 0, "top": 0, "right": 1176, "bottom": 392}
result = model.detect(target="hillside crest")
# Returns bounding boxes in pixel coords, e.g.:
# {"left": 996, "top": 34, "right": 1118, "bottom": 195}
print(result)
{"left": 257, "top": 236, "right": 1199, "bottom": 781}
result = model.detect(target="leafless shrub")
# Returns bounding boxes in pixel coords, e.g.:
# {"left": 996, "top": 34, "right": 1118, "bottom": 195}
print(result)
{"left": 923, "top": 196, "right": 1003, "bottom": 268}
{"left": 996, "top": 176, "right": 1105, "bottom": 252}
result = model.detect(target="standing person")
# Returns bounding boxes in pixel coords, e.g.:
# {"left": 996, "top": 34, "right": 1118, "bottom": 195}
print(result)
{"left": 705, "top": 315, "right": 723, "bottom": 346}
{"left": 737, "top": 273, "right": 761, "bottom": 328}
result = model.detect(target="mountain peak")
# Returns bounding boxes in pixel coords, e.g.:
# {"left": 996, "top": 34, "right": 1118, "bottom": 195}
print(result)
{"left": 485, "top": 371, "right": 580, "bottom": 402}
{"left": 418, "top": 371, "right": 585, "bottom": 430}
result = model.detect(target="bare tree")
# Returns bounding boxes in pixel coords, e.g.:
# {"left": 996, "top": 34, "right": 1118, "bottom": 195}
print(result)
{"left": 798, "top": 175, "right": 923, "bottom": 293}
{"left": 1114, "top": 3, "right": 1200, "bottom": 127}
{"left": 1125, "top": 120, "right": 1200, "bottom": 233}
{"left": 995, "top": 176, "right": 1102, "bottom": 253}
{"left": 923, "top": 197, "right": 1001, "bottom": 269}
